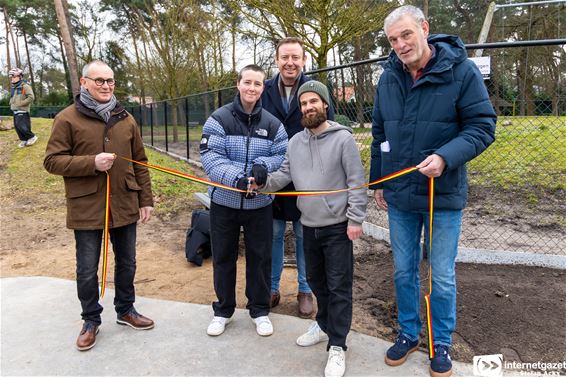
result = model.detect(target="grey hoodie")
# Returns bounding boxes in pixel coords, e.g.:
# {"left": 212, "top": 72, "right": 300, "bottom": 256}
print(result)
{"left": 263, "top": 121, "right": 367, "bottom": 227}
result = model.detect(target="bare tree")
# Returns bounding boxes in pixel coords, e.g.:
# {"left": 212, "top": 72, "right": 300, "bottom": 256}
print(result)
{"left": 233, "top": 0, "right": 393, "bottom": 72}
{"left": 54, "top": 0, "right": 80, "bottom": 96}
{"left": 3, "top": 7, "right": 12, "bottom": 71}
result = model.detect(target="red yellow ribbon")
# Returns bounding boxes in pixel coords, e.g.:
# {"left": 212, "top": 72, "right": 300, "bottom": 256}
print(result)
{"left": 102, "top": 156, "right": 437, "bottom": 356}
{"left": 100, "top": 171, "right": 111, "bottom": 298}
{"left": 118, "top": 156, "right": 418, "bottom": 195}
{"left": 425, "top": 177, "right": 435, "bottom": 359}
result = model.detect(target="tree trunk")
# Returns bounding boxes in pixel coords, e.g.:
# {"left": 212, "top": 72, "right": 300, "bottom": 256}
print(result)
{"left": 192, "top": 35, "right": 210, "bottom": 117}
{"left": 3, "top": 7, "right": 11, "bottom": 71}
{"left": 231, "top": 18, "right": 236, "bottom": 73}
{"left": 353, "top": 37, "right": 365, "bottom": 127}
{"left": 5, "top": 8, "right": 21, "bottom": 67}
{"left": 22, "top": 29, "right": 36, "bottom": 95}
{"left": 57, "top": 31, "right": 74, "bottom": 102}
{"left": 129, "top": 17, "right": 146, "bottom": 105}
{"left": 54, "top": 0, "right": 80, "bottom": 96}
{"left": 37, "top": 64, "right": 44, "bottom": 99}
{"left": 422, "top": 0, "right": 429, "bottom": 19}
{"left": 138, "top": 19, "right": 155, "bottom": 98}
{"left": 315, "top": 50, "right": 328, "bottom": 82}
{"left": 62, "top": 0, "right": 78, "bottom": 58}
{"left": 338, "top": 49, "right": 346, "bottom": 112}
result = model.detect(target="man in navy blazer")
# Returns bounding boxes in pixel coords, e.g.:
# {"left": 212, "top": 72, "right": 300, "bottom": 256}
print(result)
{"left": 261, "top": 37, "right": 334, "bottom": 318}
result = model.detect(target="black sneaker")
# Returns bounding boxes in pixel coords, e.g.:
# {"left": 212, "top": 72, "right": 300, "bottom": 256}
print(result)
{"left": 385, "top": 333, "right": 419, "bottom": 366}
{"left": 429, "top": 344, "right": 452, "bottom": 377}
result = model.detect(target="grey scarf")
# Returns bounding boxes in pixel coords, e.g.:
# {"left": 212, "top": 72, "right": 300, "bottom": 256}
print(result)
{"left": 79, "top": 86, "right": 117, "bottom": 123}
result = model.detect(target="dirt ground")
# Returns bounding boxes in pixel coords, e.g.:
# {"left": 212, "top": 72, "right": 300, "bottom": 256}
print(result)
{"left": 0, "top": 138, "right": 565, "bottom": 373}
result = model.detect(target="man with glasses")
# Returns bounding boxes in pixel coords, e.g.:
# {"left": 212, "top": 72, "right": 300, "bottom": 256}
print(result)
{"left": 44, "top": 60, "right": 155, "bottom": 351}
{"left": 9, "top": 67, "right": 37, "bottom": 148}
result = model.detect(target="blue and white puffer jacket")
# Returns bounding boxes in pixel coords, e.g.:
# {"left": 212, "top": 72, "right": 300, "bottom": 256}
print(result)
{"left": 200, "top": 94, "right": 288, "bottom": 210}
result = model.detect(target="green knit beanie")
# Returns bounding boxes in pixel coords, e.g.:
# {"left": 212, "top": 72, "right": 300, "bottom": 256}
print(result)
{"left": 297, "top": 80, "right": 330, "bottom": 106}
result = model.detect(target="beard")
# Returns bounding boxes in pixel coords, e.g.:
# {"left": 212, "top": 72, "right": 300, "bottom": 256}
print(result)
{"left": 301, "top": 109, "right": 327, "bottom": 129}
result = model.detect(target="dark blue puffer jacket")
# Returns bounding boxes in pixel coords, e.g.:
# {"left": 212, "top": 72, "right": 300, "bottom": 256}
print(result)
{"left": 200, "top": 94, "right": 288, "bottom": 210}
{"left": 369, "top": 34, "right": 496, "bottom": 211}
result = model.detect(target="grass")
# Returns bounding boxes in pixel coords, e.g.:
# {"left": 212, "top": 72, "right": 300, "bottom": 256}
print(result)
{"left": 2, "top": 115, "right": 563, "bottom": 212}
{"left": 348, "top": 116, "right": 566, "bottom": 191}
{"left": 1, "top": 118, "right": 63, "bottom": 197}
{"left": 144, "top": 148, "right": 201, "bottom": 215}
{"left": 469, "top": 116, "right": 566, "bottom": 191}
{"left": 141, "top": 125, "right": 203, "bottom": 143}
{"left": 0, "top": 118, "right": 202, "bottom": 216}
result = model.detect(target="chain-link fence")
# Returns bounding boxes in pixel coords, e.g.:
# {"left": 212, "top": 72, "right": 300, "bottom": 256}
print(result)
{"left": 0, "top": 106, "right": 65, "bottom": 118}
{"left": 129, "top": 40, "right": 565, "bottom": 255}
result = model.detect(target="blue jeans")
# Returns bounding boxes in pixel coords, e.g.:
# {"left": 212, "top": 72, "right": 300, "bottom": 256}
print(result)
{"left": 388, "top": 204, "right": 462, "bottom": 346}
{"left": 271, "top": 219, "right": 311, "bottom": 293}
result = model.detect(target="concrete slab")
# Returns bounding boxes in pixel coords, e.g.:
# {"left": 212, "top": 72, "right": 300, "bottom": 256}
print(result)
{"left": 1, "top": 276, "right": 476, "bottom": 376}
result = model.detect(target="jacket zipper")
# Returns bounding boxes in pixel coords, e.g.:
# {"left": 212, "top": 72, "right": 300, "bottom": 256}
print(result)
{"left": 103, "top": 125, "right": 110, "bottom": 152}
{"left": 241, "top": 113, "right": 253, "bottom": 209}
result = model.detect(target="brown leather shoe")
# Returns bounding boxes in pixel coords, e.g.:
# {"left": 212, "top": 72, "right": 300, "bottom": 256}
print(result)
{"left": 116, "top": 308, "right": 154, "bottom": 330}
{"left": 76, "top": 322, "right": 99, "bottom": 351}
{"left": 298, "top": 292, "right": 314, "bottom": 318}
{"left": 270, "top": 291, "right": 281, "bottom": 308}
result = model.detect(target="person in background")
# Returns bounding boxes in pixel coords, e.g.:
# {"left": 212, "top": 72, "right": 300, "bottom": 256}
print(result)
{"left": 200, "top": 64, "right": 288, "bottom": 338}
{"left": 261, "top": 37, "right": 335, "bottom": 318}
{"left": 44, "top": 60, "right": 155, "bottom": 351}
{"left": 9, "top": 67, "right": 37, "bottom": 148}
{"left": 370, "top": 6, "right": 496, "bottom": 377}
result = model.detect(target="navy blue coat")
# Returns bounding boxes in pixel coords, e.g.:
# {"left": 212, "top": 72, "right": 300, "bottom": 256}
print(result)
{"left": 261, "top": 72, "right": 335, "bottom": 220}
{"left": 369, "top": 34, "right": 496, "bottom": 211}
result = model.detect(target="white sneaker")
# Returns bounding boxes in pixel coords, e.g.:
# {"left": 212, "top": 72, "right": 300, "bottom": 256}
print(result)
{"left": 325, "top": 346, "right": 346, "bottom": 377}
{"left": 252, "top": 316, "right": 273, "bottom": 336}
{"left": 17, "top": 141, "right": 26, "bottom": 148}
{"left": 296, "top": 321, "right": 329, "bottom": 347}
{"left": 207, "top": 316, "right": 231, "bottom": 336}
{"left": 25, "top": 135, "right": 38, "bottom": 146}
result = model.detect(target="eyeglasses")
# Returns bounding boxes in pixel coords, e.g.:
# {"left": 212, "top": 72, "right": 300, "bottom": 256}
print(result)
{"left": 85, "top": 77, "right": 116, "bottom": 86}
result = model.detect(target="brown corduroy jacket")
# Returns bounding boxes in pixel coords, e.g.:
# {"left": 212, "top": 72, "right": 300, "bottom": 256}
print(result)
{"left": 44, "top": 98, "right": 153, "bottom": 230}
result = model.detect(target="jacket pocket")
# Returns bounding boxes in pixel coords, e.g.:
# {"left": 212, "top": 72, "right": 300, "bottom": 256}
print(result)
{"left": 296, "top": 195, "right": 337, "bottom": 220}
{"left": 119, "top": 175, "right": 142, "bottom": 220}
{"left": 64, "top": 178, "right": 99, "bottom": 199}
{"left": 383, "top": 120, "right": 401, "bottom": 161}
{"left": 124, "top": 174, "right": 142, "bottom": 191}
{"left": 416, "top": 149, "right": 461, "bottom": 195}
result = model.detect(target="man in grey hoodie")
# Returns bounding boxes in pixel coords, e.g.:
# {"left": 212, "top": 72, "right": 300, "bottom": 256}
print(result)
{"left": 256, "top": 80, "right": 367, "bottom": 377}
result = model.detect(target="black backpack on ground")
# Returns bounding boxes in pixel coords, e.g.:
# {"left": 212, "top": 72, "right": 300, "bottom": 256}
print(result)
{"left": 185, "top": 209, "right": 212, "bottom": 266}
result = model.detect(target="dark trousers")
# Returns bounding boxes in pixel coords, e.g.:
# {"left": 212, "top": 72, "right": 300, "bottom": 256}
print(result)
{"left": 303, "top": 221, "right": 353, "bottom": 351}
{"left": 13, "top": 112, "right": 34, "bottom": 141}
{"left": 74, "top": 222, "right": 137, "bottom": 325}
{"left": 210, "top": 202, "right": 272, "bottom": 318}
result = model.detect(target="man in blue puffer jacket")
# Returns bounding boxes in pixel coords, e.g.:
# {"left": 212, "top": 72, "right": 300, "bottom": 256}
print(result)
{"left": 370, "top": 6, "right": 496, "bottom": 377}
{"left": 200, "top": 64, "right": 288, "bottom": 338}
